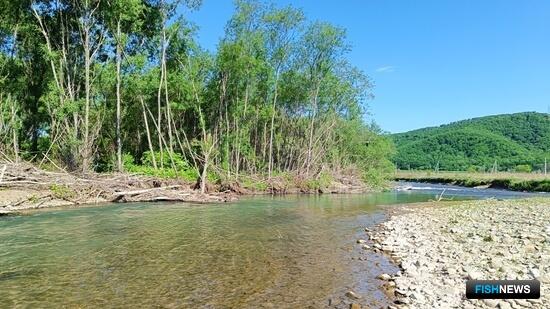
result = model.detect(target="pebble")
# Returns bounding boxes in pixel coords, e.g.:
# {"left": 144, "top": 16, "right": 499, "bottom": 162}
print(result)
{"left": 345, "top": 290, "right": 361, "bottom": 299}
{"left": 409, "top": 291, "right": 424, "bottom": 302}
{"left": 529, "top": 268, "right": 540, "bottom": 279}
{"left": 498, "top": 301, "right": 512, "bottom": 309}
{"left": 385, "top": 281, "right": 396, "bottom": 288}
{"left": 483, "top": 299, "right": 499, "bottom": 308}
{"left": 467, "top": 270, "right": 484, "bottom": 280}
{"left": 375, "top": 198, "right": 550, "bottom": 308}
{"left": 513, "top": 299, "right": 529, "bottom": 306}
{"left": 377, "top": 273, "right": 392, "bottom": 281}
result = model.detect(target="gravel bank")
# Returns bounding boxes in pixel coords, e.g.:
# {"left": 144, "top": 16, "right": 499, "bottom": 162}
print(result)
{"left": 373, "top": 198, "right": 550, "bottom": 308}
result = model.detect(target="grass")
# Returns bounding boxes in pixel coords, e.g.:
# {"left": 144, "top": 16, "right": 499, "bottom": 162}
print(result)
{"left": 240, "top": 176, "right": 270, "bottom": 191}
{"left": 395, "top": 170, "right": 550, "bottom": 192}
{"left": 49, "top": 184, "right": 76, "bottom": 200}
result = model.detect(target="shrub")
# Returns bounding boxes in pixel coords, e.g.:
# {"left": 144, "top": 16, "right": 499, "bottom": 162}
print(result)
{"left": 123, "top": 152, "right": 199, "bottom": 181}
{"left": 514, "top": 164, "right": 532, "bottom": 173}
{"left": 50, "top": 184, "right": 76, "bottom": 200}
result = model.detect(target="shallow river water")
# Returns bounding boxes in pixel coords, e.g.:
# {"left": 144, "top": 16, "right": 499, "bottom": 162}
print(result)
{"left": 0, "top": 183, "right": 539, "bottom": 308}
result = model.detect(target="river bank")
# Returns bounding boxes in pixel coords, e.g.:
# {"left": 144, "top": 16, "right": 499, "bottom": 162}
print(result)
{"left": 368, "top": 198, "right": 550, "bottom": 308}
{"left": 0, "top": 162, "right": 369, "bottom": 214}
{"left": 395, "top": 171, "right": 550, "bottom": 193}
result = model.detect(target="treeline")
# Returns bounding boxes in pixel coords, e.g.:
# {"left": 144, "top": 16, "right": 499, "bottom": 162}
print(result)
{"left": 392, "top": 112, "right": 550, "bottom": 172}
{"left": 0, "top": 0, "right": 393, "bottom": 190}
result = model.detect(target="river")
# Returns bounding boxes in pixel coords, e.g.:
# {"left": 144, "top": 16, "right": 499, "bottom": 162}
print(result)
{"left": 0, "top": 183, "right": 540, "bottom": 308}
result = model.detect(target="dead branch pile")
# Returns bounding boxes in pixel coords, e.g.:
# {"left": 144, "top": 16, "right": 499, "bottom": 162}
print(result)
{"left": 0, "top": 162, "right": 236, "bottom": 211}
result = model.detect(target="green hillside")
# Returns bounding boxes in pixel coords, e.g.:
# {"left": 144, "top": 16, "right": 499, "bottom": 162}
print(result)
{"left": 391, "top": 112, "right": 550, "bottom": 172}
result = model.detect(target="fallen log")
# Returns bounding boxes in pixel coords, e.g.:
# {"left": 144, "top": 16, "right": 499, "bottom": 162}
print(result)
{"left": 0, "top": 164, "right": 6, "bottom": 183}
{"left": 112, "top": 185, "right": 182, "bottom": 196}
{"left": 150, "top": 194, "right": 191, "bottom": 202}
{"left": 2, "top": 193, "right": 52, "bottom": 208}
{"left": 0, "top": 180, "right": 50, "bottom": 186}
{"left": 111, "top": 185, "right": 182, "bottom": 202}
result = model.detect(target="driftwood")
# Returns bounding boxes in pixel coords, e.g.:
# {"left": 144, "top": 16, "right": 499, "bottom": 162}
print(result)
{"left": 150, "top": 195, "right": 191, "bottom": 202}
{"left": 0, "top": 161, "right": 237, "bottom": 211}
{"left": 0, "top": 164, "right": 6, "bottom": 183}
{"left": 437, "top": 189, "right": 447, "bottom": 201}
{"left": 112, "top": 185, "right": 182, "bottom": 197}
{"left": 2, "top": 194, "right": 52, "bottom": 208}
{"left": 111, "top": 185, "right": 182, "bottom": 202}
{"left": 0, "top": 180, "right": 50, "bottom": 186}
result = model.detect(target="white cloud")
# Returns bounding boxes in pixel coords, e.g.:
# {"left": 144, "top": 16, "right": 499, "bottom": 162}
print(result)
{"left": 375, "top": 66, "right": 396, "bottom": 73}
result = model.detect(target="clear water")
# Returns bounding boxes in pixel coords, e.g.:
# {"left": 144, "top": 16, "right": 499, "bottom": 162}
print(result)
{"left": 0, "top": 187, "right": 531, "bottom": 308}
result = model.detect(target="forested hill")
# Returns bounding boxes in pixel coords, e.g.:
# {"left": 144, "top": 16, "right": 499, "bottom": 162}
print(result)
{"left": 392, "top": 112, "right": 550, "bottom": 172}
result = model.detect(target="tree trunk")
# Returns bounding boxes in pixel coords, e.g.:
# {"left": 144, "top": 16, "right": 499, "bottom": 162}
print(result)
{"left": 83, "top": 22, "right": 91, "bottom": 172}
{"left": 10, "top": 101, "right": 19, "bottom": 163}
{"left": 157, "top": 59, "right": 164, "bottom": 168}
{"left": 116, "top": 20, "right": 123, "bottom": 172}
{"left": 156, "top": 17, "right": 165, "bottom": 168}
{"left": 200, "top": 153, "right": 209, "bottom": 194}
{"left": 140, "top": 96, "right": 157, "bottom": 170}
{"left": 268, "top": 73, "right": 279, "bottom": 179}
{"left": 162, "top": 27, "right": 174, "bottom": 155}
{"left": 305, "top": 84, "right": 320, "bottom": 175}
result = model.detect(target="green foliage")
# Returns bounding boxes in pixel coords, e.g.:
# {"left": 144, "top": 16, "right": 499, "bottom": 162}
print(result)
{"left": 49, "top": 184, "right": 76, "bottom": 200}
{"left": 393, "top": 112, "right": 550, "bottom": 172}
{"left": 241, "top": 177, "right": 269, "bottom": 191}
{"left": 303, "top": 172, "right": 333, "bottom": 191}
{"left": 514, "top": 164, "right": 532, "bottom": 173}
{"left": 331, "top": 118, "right": 395, "bottom": 186}
{"left": 123, "top": 152, "right": 199, "bottom": 181}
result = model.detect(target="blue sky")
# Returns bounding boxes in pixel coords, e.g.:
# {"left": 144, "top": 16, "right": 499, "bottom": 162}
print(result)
{"left": 184, "top": 0, "right": 550, "bottom": 133}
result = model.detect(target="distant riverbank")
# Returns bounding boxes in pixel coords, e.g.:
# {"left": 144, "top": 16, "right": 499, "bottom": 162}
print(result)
{"left": 395, "top": 171, "right": 550, "bottom": 192}
{"left": 369, "top": 197, "right": 550, "bottom": 308}
{"left": 0, "top": 162, "right": 371, "bottom": 214}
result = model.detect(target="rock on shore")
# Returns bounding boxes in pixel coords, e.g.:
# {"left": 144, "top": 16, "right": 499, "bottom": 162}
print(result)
{"left": 374, "top": 198, "right": 550, "bottom": 308}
